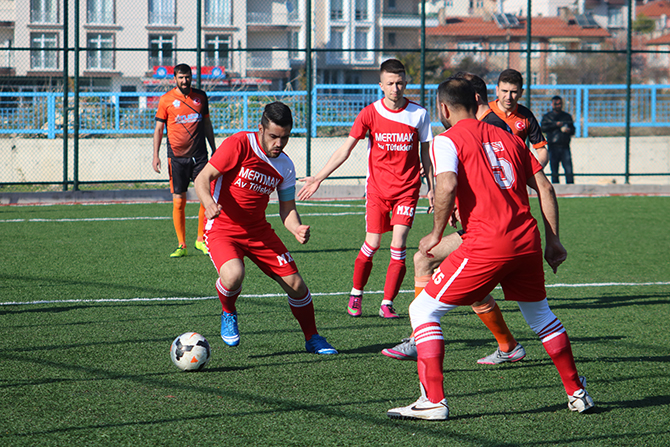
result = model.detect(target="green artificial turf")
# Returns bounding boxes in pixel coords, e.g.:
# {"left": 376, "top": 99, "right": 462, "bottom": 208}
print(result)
{"left": 0, "top": 197, "right": 668, "bottom": 446}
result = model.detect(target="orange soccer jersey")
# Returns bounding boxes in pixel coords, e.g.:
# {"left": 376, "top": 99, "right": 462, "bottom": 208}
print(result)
{"left": 155, "top": 88, "right": 210, "bottom": 158}
{"left": 488, "top": 100, "right": 547, "bottom": 150}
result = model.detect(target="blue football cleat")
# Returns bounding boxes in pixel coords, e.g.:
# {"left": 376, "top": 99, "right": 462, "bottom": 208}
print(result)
{"left": 221, "top": 311, "right": 240, "bottom": 346}
{"left": 305, "top": 334, "right": 338, "bottom": 355}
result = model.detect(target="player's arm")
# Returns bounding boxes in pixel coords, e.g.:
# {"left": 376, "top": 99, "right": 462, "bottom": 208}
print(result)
{"left": 420, "top": 141, "right": 435, "bottom": 212}
{"left": 152, "top": 120, "right": 165, "bottom": 173}
{"left": 203, "top": 115, "right": 216, "bottom": 156}
{"left": 279, "top": 199, "right": 310, "bottom": 244}
{"left": 194, "top": 162, "right": 223, "bottom": 220}
{"left": 535, "top": 147, "right": 549, "bottom": 167}
{"left": 297, "top": 136, "right": 360, "bottom": 200}
{"left": 419, "top": 171, "right": 457, "bottom": 257}
{"left": 527, "top": 170, "right": 566, "bottom": 273}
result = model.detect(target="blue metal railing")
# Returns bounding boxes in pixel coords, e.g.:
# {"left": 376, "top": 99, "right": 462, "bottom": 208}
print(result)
{"left": 2, "top": 84, "right": 670, "bottom": 138}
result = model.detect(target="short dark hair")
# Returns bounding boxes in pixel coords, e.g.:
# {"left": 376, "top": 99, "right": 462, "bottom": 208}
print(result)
{"left": 452, "top": 71, "right": 489, "bottom": 102}
{"left": 552, "top": 95, "right": 563, "bottom": 102}
{"left": 498, "top": 68, "right": 523, "bottom": 89}
{"left": 173, "top": 64, "right": 192, "bottom": 76}
{"left": 380, "top": 58, "right": 406, "bottom": 76}
{"left": 261, "top": 101, "right": 293, "bottom": 129}
{"left": 437, "top": 78, "right": 478, "bottom": 115}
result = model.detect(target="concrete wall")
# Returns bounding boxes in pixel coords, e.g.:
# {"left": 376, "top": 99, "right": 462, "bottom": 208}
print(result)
{"left": 1, "top": 135, "right": 669, "bottom": 185}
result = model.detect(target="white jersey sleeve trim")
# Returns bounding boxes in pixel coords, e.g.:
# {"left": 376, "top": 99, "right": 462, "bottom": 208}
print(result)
{"left": 431, "top": 135, "right": 459, "bottom": 175}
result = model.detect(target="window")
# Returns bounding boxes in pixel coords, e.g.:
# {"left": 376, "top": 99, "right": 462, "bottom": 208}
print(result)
{"left": 331, "top": 0, "right": 343, "bottom": 20}
{"left": 520, "top": 42, "right": 541, "bottom": 58}
{"left": 87, "top": 33, "right": 114, "bottom": 69}
{"left": 31, "top": 0, "right": 58, "bottom": 24}
{"left": 547, "top": 43, "right": 570, "bottom": 66}
{"left": 87, "top": 0, "right": 114, "bottom": 24}
{"left": 355, "top": 0, "right": 368, "bottom": 20}
{"left": 582, "top": 41, "right": 601, "bottom": 51}
{"left": 205, "top": 34, "right": 230, "bottom": 67}
{"left": 455, "top": 41, "right": 484, "bottom": 63}
{"left": 205, "top": 0, "right": 232, "bottom": 26}
{"left": 608, "top": 7, "right": 624, "bottom": 28}
{"left": 354, "top": 29, "right": 371, "bottom": 61}
{"left": 388, "top": 0, "right": 396, "bottom": 10}
{"left": 489, "top": 42, "right": 508, "bottom": 55}
{"left": 329, "top": 29, "right": 345, "bottom": 61}
{"left": 149, "top": 0, "right": 175, "bottom": 25}
{"left": 149, "top": 34, "right": 175, "bottom": 68}
{"left": 286, "top": 0, "right": 299, "bottom": 21}
{"left": 289, "top": 31, "right": 301, "bottom": 59}
{"left": 30, "top": 33, "right": 58, "bottom": 69}
{"left": 388, "top": 32, "right": 396, "bottom": 47}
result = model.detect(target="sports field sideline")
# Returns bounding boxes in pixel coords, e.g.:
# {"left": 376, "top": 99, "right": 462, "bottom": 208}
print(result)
{"left": 0, "top": 195, "right": 668, "bottom": 446}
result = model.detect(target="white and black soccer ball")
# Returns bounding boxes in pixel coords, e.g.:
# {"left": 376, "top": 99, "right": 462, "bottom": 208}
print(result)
{"left": 170, "top": 332, "right": 211, "bottom": 371}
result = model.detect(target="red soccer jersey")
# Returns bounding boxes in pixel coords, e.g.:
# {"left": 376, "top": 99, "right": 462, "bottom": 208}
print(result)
{"left": 350, "top": 99, "right": 433, "bottom": 198}
{"left": 431, "top": 119, "right": 544, "bottom": 259}
{"left": 155, "top": 87, "right": 210, "bottom": 158}
{"left": 488, "top": 100, "right": 547, "bottom": 150}
{"left": 206, "top": 131, "right": 296, "bottom": 231}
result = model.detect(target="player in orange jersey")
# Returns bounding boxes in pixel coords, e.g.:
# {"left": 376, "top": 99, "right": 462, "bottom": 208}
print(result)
{"left": 489, "top": 68, "right": 548, "bottom": 167}
{"left": 153, "top": 63, "right": 217, "bottom": 258}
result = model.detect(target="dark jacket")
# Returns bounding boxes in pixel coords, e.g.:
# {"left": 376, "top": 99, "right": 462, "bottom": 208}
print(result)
{"left": 541, "top": 110, "right": 575, "bottom": 146}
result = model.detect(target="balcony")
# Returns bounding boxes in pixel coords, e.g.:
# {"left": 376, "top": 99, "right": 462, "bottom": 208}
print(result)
{"left": 380, "top": 12, "right": 438, "bottom": 28}
{"left": 247, "top": 11, "right": 300, "bottom": 26}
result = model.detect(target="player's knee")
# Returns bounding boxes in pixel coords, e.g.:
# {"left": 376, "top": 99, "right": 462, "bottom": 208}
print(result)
{"left": 413, "top": 250, "right": 434, "bottom": 276}
{"left": 219, "top": 261, "right": 244, "bottom": 290}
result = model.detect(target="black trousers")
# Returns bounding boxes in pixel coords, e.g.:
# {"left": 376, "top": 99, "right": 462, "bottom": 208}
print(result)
{"left": 548, "top": 144, "right": 574, "bottom": 184}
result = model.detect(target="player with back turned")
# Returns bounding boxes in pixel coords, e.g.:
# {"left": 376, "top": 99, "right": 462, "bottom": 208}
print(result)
{"left": 386, "top": 78, "right": 593, "bottom": 421}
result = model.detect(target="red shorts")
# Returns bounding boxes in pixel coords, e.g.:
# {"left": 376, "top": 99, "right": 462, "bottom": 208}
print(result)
{"left": 205, "top": 223, "right": 298, "bottom": 278}
{"left": 424, "top": 248, "right": 546, "bottom": 305}
{"left": 365, "top": 191, "right": 419, "bottom": 234}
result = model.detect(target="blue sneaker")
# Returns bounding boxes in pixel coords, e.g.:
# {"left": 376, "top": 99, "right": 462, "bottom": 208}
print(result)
{"left": 305, "top": 334, "right": 338, "bottom": 355}
{"left": 221, "top": 311, "right": 240, "bottom": 346}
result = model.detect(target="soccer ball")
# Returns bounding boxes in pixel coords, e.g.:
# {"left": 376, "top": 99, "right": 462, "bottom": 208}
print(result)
{"left": 170, "top": 332, "right": 211, "bottom": 371}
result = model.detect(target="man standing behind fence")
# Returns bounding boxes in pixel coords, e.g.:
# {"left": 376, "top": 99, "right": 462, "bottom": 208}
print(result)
{"left": 153, "top": 64, "right": 217, "bottom": 258}
{"left": 541, "top": 96, "right": 575, "bottom": 184}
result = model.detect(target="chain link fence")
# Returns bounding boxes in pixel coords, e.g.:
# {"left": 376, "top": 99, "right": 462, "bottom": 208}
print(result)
{"left": 1, "top": 0, "right": 669, "bottom": 192}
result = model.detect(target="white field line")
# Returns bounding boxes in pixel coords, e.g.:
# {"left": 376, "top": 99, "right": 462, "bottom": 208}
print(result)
{"left": 0, "top": 202, "right": 429, "bottom": 223}
{"left": 1, "top": 282, "right": 668, "bottom": 306}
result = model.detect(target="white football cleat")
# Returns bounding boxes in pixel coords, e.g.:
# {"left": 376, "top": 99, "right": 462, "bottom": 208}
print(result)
{"left": 387, "top": 396, "right": 449, "bottom": 421}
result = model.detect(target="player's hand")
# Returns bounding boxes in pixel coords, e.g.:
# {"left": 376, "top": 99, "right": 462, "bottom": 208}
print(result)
{"left": 449, "top": 208, "right": 461, "bottom": 229}
{"left": 294, "top": 224, "right": 310, "bottom": 244}
{"left": 544, "top": 240, "right": 567, "bottom": 274}
{"left": 152, "top": 157, "right": 161, "bottom": 174}
{"left": 204, "top": 203, "right": 223, "bottom": 220}
{"left": 297, "top": 177, "right": 321, "bottom": 201}
{"left": 419, "top": 233, "right": 441, "bottom": 258}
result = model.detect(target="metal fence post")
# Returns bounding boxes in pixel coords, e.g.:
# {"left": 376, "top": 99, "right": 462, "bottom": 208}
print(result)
{"left": 62, "top": 0, "right": 69, "bottom": 191}
{"left": 73, "top": 0, "right": 80, "bottom": 191}
{"left": 306, "top": 0, "right": 312, "bottom": 177}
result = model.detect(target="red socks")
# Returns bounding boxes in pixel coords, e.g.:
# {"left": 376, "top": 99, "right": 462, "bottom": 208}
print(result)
{"left": 539, "top": 319, "right": 583, "bottom": 395}
{"left": 415, "top": 322, "right": 446, "bottom": 403}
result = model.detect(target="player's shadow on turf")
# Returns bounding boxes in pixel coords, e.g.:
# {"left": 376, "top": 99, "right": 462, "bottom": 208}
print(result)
{"left": 548, "top": 293, "right": 670, "bottom": 310}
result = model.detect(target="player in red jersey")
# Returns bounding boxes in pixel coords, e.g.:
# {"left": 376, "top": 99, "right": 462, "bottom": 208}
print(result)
{"left": 383, "top": 72, "right": 525, "bottom": 365}
{"left": 387, "top": 78, "right": 593, "bottom": 421}
{"left": 194, "top": 102, "right": 337, "bottom": 355}
{"left": 489, "top": 68, "right": 548, "bottom": 167}
{"left": 153, "top": 64, "right": 216, "bottom": 258}
{"left": 298, "top": 59, "right": 434, "bottom": 319}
